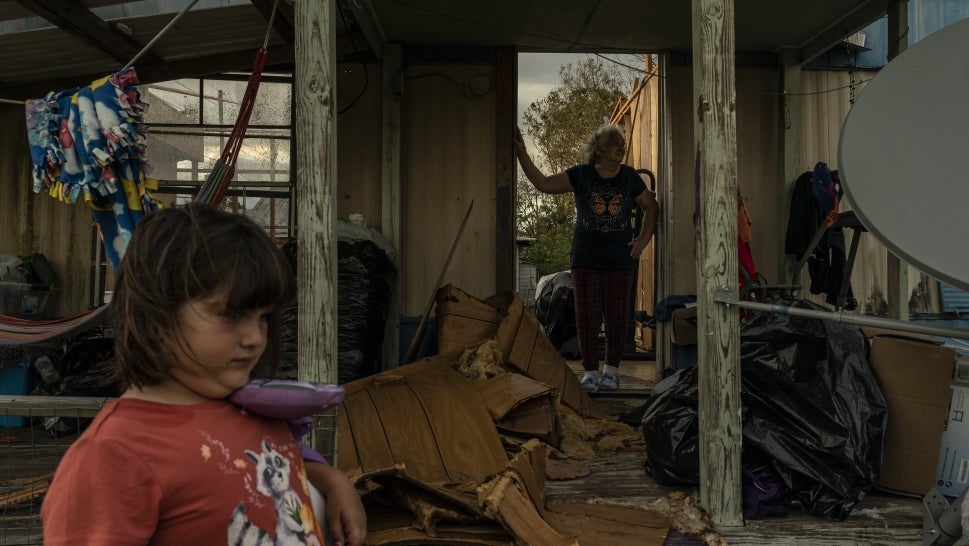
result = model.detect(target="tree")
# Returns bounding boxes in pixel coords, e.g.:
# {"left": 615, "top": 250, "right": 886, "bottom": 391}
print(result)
{"left": 518, "top": 56, "right": 634, "bottom": 278}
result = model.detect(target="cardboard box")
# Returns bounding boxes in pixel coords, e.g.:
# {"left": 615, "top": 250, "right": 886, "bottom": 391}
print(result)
{"left": 935, "top": 384, "right": 969, "bottom": 497}
{"left": 671, "top": 306, "right": 698, "bottom": 346}
{"left": 862, "top": 327, "right": 955, "bottom": 495}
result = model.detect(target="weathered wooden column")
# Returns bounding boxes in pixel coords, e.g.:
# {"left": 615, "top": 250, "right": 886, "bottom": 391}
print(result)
{"left": 495, "top": 47, "right": 517, "bottom": 294}
{"left": 294, "top": 0, "right": 339, "bottom": 460}
{"left": 691, "top": 0, "right": 743, "bottom": 527}
{"left": 381, "top": 42, "right": 402, "bottom": 370}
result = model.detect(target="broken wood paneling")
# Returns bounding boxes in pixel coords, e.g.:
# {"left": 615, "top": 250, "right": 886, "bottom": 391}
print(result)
{"left": 336, "top": 357, "right": 508, "bottom": 484}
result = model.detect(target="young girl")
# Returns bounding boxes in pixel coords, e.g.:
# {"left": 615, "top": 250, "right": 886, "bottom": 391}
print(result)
{"left": 41, "top": 204, "right": 366, "bottom": 546}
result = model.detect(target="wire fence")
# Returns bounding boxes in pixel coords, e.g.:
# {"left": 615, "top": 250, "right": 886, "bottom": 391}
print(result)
{"left": 0, "top": 395, "right": 105, "bottom": 545}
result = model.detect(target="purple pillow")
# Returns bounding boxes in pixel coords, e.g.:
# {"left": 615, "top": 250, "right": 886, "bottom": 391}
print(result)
{"left": 229, "top": 379, "right": 345, "bottom": 420}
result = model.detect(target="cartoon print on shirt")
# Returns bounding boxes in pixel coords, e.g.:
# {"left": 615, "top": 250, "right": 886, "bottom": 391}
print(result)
{"left": 582, "top": 183, "right": 630, "bottom": 233}
{"left": 219, "top": 438, "right": 321, "bottom": 546}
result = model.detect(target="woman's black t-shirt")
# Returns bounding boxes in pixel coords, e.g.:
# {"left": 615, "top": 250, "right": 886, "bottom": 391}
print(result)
{"left": 565, "top": 163, "right": 647, "bottom": 270}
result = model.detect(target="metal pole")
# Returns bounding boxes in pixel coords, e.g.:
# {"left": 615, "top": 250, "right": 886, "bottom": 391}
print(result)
{"left": 715, "top": 294, "right": 969, "bottom": 340}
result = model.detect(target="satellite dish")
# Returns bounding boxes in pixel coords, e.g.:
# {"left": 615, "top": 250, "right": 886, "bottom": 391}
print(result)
{"left": 839, "top": 17, "right": 969, "bottom": 291}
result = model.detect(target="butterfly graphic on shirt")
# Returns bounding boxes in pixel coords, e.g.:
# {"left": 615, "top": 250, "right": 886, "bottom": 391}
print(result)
{"left": 593, "top": 194, "right": 622, "bottom": 216}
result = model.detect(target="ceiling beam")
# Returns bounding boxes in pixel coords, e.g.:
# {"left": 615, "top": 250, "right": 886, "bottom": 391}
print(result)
{"left": 134, "top": 43, "right": 296, "bottom": 85}
{"left": 249, "top": 0, "right": 296, "bottom": 44}
{"left": 345, "top": 0, "right": 385, "bottom": 59}
{"left": 574, "top": 0, "right": 606, "bottom": 49}
{"left": 798, "top": 0, "right": 891, "bottom": 64}
{"left": 0, "top": 44, "right": 295, "bottom": 100}
{"left": 12, "top": 0, "right": 164, "bottom": 67}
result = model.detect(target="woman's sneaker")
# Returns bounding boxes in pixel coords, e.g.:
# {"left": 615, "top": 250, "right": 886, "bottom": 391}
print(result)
{"left": 580, "top": 374, "right": 599, "bottom": 392}
{"left": 599, "top": 371, "right": 620, "bottom": 390}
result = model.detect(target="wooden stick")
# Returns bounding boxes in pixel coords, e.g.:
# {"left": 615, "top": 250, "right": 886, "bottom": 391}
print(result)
{"left": 402, "top": 199, "right": 474, "bottom": 364}
{"left": 0, "top": 473, "right": 54, "bottom": 510}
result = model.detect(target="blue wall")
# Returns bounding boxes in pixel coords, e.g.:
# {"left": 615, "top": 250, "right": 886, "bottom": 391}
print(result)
{"left": 806, "top": 0, "right": 969, "bottom": 70}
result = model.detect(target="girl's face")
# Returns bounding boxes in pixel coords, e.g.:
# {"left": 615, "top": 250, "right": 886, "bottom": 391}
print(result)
{"left": 166, "top": 293, "right": 270, "bottom": 402}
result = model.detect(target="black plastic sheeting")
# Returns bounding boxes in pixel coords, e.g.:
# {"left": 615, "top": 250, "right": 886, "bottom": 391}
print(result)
{"left": 279, "top": 237, "right": 396, "bottom": 384}
{"left": 32, "top": 327, "right": 118, "bottom": 435}
{"left": 640, "top": 299, "right": 887, "bottom": 519}
{"left": 533, "top": 271, "right": 576, "bottom": 350}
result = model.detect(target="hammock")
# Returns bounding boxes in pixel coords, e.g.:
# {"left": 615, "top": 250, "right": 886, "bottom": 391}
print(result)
{"left": 0, "top": 3, "right": 277, "bottom": 346}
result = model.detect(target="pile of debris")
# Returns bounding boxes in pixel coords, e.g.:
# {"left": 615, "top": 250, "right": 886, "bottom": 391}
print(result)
{"left": 334, "top": 286, "right": 720, "bottom": 545}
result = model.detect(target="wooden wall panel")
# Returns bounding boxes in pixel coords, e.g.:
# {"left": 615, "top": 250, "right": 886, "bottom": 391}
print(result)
{"left": 666, "top": 66, "right": 782, "bottom": 295}
{"left": 668, "top": 66, "right": 698, "bottom": 296}
{"left": 795, "top": 70, "right": 936, "bottom": 315}
{"left": 662, "top": 67, "right": 934, "bottom": 317}
{"left": 0, "top": 108, "right": 92, "bottom": 318}
{"left": 613, "top": 73, "right": 660, "bottom": 349}
{"left": 734, "top": 69, "right": 781, "bottom": 286}
{"left": 336, "top": 62, "right": 383, "bottom": 231}
{"left": 400, "top": 64, "right": 497, "bottom": 315}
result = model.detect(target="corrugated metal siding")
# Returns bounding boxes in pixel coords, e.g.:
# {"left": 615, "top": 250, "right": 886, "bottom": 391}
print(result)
{"left": 940, "top": 282, "right": 969, "bottom": 312}
{"left": 518, "top": 262, "right": 537, "bottom": 304}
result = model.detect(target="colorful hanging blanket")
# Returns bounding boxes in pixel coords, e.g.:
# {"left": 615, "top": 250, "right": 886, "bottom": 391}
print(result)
{"left": 25, "top": 67, "right": 158, "bottom": 269}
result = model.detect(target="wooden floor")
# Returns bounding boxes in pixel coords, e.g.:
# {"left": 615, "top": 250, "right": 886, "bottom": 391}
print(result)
{"left": 0, "top": 426, "right": 73, "bottom": 546}
{"left": 545, "top": 441, "right": 926, "bottom": 546}
{"left": 0, "top": 362, "right": 937, "bottom": 545}
{"left": 555, "top": 360, "right": 929, "bottom": 546}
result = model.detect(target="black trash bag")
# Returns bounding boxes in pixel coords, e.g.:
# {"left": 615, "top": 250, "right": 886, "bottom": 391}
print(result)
{"left": 640, "top": 368, "right": 700, "bottom": 485}
{"left": 40, "top": 327, "right": 119, "bottom": 436}
{"left": 534, "top": 271, "right": 576, "bottom": 350}
{"left": 336, "top": 239, "right": 395, "bottom": 383}
{"left": 278, "top": 236, "right": 397, "bottom": 385}
{"left": 277, "top": 302, "right": 299, "bottom": 379}
{"left": 641, "top": 299, "right": 887, "bottom": 519}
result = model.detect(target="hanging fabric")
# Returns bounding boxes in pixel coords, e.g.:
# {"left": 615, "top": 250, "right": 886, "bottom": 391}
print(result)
{"left": 4, "top": 0, "right": 280, "bottom": 343}
{"left": 26, "top": 67, "right": 157, "bottom": 270}
{"left": 194, "top": 0, "right": 279, "bottom": 206}
{"left": 193, "top": 47, "right": 269, "bottom": 206}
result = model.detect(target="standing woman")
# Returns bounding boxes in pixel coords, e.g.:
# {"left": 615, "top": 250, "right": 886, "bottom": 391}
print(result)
{"left": 514, "top": 123, "right": 659, "bottom": 391}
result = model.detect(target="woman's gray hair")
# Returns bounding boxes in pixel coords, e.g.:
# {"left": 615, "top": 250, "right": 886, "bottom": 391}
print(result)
{"left": 581, "top": 123, "right": 625, "bottom": 164}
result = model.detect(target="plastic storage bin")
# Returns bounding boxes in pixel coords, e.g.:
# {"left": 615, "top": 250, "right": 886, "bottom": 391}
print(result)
{"left": 0, "top": 281, "right": 56, "bottom": 319}
{"left": 0, "top": 359, "right": 32, "bottom": 427}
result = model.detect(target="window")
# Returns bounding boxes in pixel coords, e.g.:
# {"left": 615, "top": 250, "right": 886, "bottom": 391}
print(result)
{"left": 140, "top": 74, "right": 294, "bottom": 240}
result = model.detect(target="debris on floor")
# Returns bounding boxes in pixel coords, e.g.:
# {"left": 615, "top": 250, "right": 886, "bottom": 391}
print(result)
{"left": 333, "top": 286, "right": 722, "bottom": 545}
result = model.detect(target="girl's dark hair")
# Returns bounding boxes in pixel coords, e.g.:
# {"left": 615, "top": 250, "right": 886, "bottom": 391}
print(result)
{"left": 110, "top": 203, "right": 296, "bottom": 390}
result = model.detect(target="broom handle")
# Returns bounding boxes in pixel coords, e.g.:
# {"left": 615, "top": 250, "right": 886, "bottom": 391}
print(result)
{"left": 402, "top": 199, "right": 474, "bottom": 364}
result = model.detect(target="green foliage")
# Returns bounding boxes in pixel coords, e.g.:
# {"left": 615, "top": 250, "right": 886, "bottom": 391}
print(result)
{"left": 517, "top": 56, "right": 633, "bottom": 278}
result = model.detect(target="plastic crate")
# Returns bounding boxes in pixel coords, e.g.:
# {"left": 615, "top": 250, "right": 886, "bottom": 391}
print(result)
{"left": 0, "top": 360, "right": 31, "bottom": 427}
{"left": 0, "top": 281, "right": 56, "bottom": 319}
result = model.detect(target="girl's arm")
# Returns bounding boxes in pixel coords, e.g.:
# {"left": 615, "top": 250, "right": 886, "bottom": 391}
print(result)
{"left": 305, "top": 460, "right": 367, "bottom": 546}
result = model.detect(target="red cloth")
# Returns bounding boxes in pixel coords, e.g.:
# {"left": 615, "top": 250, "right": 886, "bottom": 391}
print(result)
{"left": 42, "top": 398, "right": 324, "bottom": 545}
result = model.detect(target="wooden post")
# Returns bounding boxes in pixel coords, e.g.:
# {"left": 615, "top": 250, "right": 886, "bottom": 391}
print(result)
{"left": 656, "top": 54, "right": 674, "bottom": 375}
{"left": 381, "top": 41, "right": 402, "bottom": 370}
{"left": 294, "top": 0, "right": 338, "bottom": 460}
{"left": 692, "top": 0, "right": 743, "bottom": 527}
{"left": 886, "top": 0, "right": 909, "bottom": 320}
{"left": 495, "top": 47, "right": 517, "bottom": 294}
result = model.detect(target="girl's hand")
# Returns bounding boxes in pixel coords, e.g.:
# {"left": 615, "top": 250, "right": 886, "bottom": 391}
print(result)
{"left": 305, "top": 462, "right": 367, "bottom": 546}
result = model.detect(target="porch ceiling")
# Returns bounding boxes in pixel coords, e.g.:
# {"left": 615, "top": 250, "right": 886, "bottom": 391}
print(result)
{"left": 0, "top": 0, "right": 890, "bottom": 100}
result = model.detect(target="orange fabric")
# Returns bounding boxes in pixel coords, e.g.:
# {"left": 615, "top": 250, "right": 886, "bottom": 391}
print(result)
{"left": 42, "top": 398, "right": 323, "bottom": 545}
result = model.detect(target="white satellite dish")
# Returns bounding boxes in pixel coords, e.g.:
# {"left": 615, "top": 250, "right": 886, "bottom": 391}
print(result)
{"left": 839, "top": 17, "right": 969, "bottom": 291}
